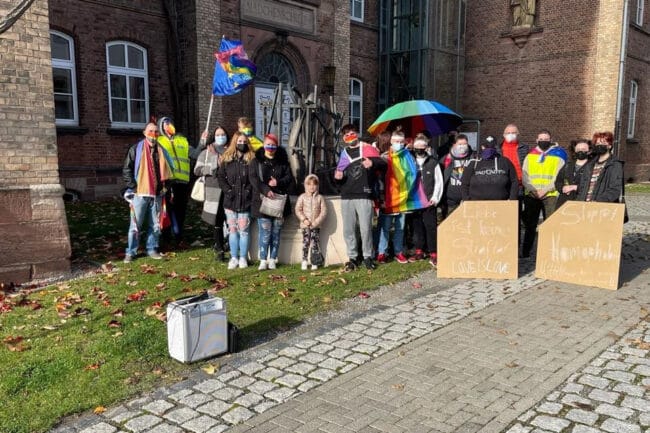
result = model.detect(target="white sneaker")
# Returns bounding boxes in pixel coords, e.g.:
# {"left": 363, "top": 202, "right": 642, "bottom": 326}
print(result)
{"left": 301, "top": 260, "right": 309, "bottom": 271}
{"left": 258, "top": 260, "right": 267, "bottom": 270}
{"left": 268, "top": 258, "right": 277, "bottom": 270}
{"left": 227, "top": 257, "right": 239, "bottom": 270}
{"left": 311, "top": 264, "right": 318, "bottom": 270}
{"left": 238, "top": 257, "right": 248, "bottom": 269}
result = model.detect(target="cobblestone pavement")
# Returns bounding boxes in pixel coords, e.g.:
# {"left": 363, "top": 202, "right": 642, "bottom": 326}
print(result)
{"left": 51, "top": 198, "right": 650, "bottom": 433}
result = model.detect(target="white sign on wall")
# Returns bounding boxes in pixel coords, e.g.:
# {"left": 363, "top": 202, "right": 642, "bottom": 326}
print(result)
{"left": 254, "top": 85, "right": 293, "bottom": 146}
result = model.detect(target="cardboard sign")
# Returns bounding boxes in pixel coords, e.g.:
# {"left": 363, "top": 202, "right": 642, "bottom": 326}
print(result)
{"left": 437, "top": 201, "right": 518, "bottom": 279}
{"left": 535, "top": 201, "right": 624, "bottom": 290}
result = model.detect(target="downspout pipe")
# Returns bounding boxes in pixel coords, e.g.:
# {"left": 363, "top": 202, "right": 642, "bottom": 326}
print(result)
{"left": 614, "top": 0, "right": 630, "bottom": 157}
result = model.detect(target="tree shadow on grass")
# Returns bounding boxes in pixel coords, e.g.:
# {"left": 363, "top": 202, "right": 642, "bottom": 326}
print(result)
{"left": 235, "top": 316, "right": 303, "bottom": 352}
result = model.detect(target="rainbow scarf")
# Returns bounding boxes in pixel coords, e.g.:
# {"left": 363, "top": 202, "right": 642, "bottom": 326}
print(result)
{"left": 212, "top": 38, "right": 256, "bottom": 96}
{"left": 383, "top": 148, "right": 428, "bottom": 214}
{"left": 336, "top": 143, "right": 380, "bottom": 172}
{"left": 134, "top": 140, "right": 173, "bottom": 197}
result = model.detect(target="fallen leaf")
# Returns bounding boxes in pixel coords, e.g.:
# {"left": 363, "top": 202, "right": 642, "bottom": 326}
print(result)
{"left": 112, "top": 309, "right": 124, "bottom": 317}
{"left": 179, "top": 275, "right": 194, "bottom": 282}
{"left": 358, "top": 292, "right": 370, "bottom": 299}
{"left": 108, "top": 320, "right": 122, "bottom": 328}
{"left": 392, "top": 383, "right": 405, "bottom": 391}
{"left": 155, "top": 312, "right": 167, "bottom": 322}
{"left": 278, "top": 290, "right": 290, "bottom": 298}
{"left": 93, "top": 406, "right": 106, "bottom": 414}
{"left": 41, "top": 325, "right": 58, "bottom": 331}
{"left": 112, "top": 331, "right": 124, "bottom": 337}
{"left": 101, "top": 262, "right": 114, "bottom": 273}
{"left": 189, "top": 256, "right": 199, "bottom": 261}
{"left": 84, "top": 363, "right": 101, "bottom": 371}
{"left": 322, "top": 295, "right": 332, "bottom": 304}
{"left": 126, "top": 290, "right": 148, "bottom": 302}
{"left": 505, "top": 361, "right": 519, "bottom": 368}
{"left": 338, "top": 277, "right": 348, "bottom": 285}
{"left": 155, "top": 282, "right": 167, "bottom": 291}
{"left": 497, "top": 329, "right": 509, "bottom": 336}
{"left": 139, "top": 264, "right": 158, "bottom": 274}
{"left": 201, "top": 363, "right": 220, "bottom": 375}
{"left": 125, "top": 281, "right": 139, "bottom": 287}
{"left": 412, "top": 282, "right": 422, "bottom": 289}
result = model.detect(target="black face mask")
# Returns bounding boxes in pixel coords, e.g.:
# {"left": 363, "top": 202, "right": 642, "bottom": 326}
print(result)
{"left": 537, "top": 141, "right": 552, "bottom": 151}
{"left": 593, "top": 144, "right": 609, "bottom": 155}
{"left": 236, "top": 143, "right": 249, "bottom": 153}
{"left": 415, "top": 148, "right": 428, "bottom": 156}
{"left": 575, "top": 151, "right": 589, "bottom": 161}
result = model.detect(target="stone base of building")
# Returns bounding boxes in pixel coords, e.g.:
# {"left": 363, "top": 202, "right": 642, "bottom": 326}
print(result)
{"left": 0, "top": 184, "right": 72, "bottom": 285}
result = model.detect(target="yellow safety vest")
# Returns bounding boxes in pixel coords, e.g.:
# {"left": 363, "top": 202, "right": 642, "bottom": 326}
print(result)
{"left": 524, "top": 153, "right": 563, "bottom": 197}
{"left": 158, "top": 135, "right": 190, "bottom": 183}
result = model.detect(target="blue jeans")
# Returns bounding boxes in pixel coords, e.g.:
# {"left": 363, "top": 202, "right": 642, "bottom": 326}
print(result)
{"left": 258, "top": 217, "right": 284, "bottom": 260}
{"left": 377, "top": 212, "right": 405, "bottom": 255}
{"left": 126, "top": 195, "right": 162, "bottom": 257}
{"left": 225, "top": 209, "right": 250, "bottom": 259}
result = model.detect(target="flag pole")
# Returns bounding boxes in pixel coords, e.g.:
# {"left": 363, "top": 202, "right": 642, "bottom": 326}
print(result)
{"left": 204, "top": 94, "right": 214, "bottom": 136}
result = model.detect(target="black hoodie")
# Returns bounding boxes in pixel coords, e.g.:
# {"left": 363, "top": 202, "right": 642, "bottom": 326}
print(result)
{"left": 249, "top": 147, "right": 295, "bottom": 218}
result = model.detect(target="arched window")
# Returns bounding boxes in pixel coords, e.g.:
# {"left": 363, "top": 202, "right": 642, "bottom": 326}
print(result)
{"left": 50, "top": 31, "right": 78, "bottom": 126}
{"left": 255, "top": 52, "right": 296, "bottom": 86}
{"left": 349, "top": 78, "right": 363, "bottom": 131}
{"left": 106, "top": 41, "right": 149, "bottom": 127}
{"left": 628, "top": 80, "right": 638, "bottom": 139}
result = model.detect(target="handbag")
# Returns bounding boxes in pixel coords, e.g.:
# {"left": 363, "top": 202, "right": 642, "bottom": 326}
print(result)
{"left": 310, "top": 242, "right": 324, "bottom": 266}
{"left": 191, "top": 176, "right": 205, "bottom": 202}
{"left": 259, "top": 193, "right": 287, "bottom": 218}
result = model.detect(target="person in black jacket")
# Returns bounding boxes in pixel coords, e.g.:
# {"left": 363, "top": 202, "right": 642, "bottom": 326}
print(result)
{"left": 554, "top": 138, "right": 591, "bottom": 210}
{"left": 217, "top": 131, "right": 255, "bottom": 270}
{"left": 334, "top": 126, "right": 387, "bottom": 271}
{"left": 249, "top": 133, "right": 295, "bottom": 271}
{"left": 576, "top": 131, "right": 625, "bottom": 203}
{"left": 440, "top": 134, "right": 475, "bottom": 217}
{"left": 461, "top": 135, "right": 519, "bottom": 201}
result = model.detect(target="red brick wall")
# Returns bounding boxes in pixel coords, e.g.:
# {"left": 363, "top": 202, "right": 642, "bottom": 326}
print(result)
{"left": 351, "top": 0, "right": 379, "bottom": 137}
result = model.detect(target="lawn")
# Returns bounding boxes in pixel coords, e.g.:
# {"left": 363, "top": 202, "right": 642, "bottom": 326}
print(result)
{"left": 0, "top": 199, "right": 428, "bottom": 433}
{"left": 626, "top": 182, "right": 650, "bottom": 194}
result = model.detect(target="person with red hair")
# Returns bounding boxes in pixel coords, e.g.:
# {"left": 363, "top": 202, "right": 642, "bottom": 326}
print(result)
{"left": 576, "top": 131, "right": 624, "bottom": 203}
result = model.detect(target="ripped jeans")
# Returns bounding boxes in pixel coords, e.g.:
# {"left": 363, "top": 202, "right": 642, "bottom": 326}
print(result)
{"left": 257, "top": 216, "right": 284, "bottom": 261}
{"left": 225, "top": 209, "right": 250, "bottom": 259}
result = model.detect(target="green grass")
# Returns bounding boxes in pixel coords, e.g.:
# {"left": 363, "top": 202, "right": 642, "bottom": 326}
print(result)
{"left": 0, "top": 199, "right": 427, "bottom": 433}
{"left": 626, "top": 182, "right": 650, "bottom": 193}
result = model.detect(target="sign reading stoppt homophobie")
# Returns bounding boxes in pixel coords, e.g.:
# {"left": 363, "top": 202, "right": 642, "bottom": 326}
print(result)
{"left": 437, "top": 201, "right": 518, "bottom": 280}
{"left": 535, "top": 201, "right": 625, "bottom": 290}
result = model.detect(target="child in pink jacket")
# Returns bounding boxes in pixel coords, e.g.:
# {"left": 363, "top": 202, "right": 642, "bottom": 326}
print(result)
{"left": 295, "top": 174, "right": 327, "bottom": 270}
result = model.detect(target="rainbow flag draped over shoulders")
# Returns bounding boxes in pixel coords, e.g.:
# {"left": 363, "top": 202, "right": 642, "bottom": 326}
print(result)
{"left": 383, "top": 148, "right": 428, "bottom": 214}
{"left": 213, "top": 38, "right": 256, "bottom": 96}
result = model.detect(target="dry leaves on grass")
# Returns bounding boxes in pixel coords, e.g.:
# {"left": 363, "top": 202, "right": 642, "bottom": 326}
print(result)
{"left": 627, "top": 338, "right": 650, "bottom": 350}
{"left": 93, "top": 406, "right": 106, "bottom": 415}
{"left": 3, "top": 335, "right": 28, "bottom": 352}
{"left": 126, "top": 290, "right": 148, "bottom": 303}
{"left": 139, "top": 264, "right": 158, "bottom": 274}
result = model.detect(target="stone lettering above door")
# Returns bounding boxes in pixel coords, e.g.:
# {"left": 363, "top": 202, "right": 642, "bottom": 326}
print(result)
{"left": 241, "top": 0, "right": 316, "bottom": 35}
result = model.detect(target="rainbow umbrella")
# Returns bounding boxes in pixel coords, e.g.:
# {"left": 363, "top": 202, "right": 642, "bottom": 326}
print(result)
{"left": 367, "top": 100, "right": 462, "bottom": 137}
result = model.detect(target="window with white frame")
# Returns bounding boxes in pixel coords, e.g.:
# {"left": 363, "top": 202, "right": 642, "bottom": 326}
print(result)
{"left": 349, "top": 78, "right": 363, "bottom": 131}
{"left": 106, "top": 41, "right": 149, "bottom": 127}
{"left": 628, "top": 80, "right": 638, "bottom": 139}
{"left": 351, "top": 0, "right": 364, "bottom": 22}
{"left": 50, "top": 31, "right": 78, "bottom": 126}
{"left": 635, "top": 0, "right": 644, "bottom": 26}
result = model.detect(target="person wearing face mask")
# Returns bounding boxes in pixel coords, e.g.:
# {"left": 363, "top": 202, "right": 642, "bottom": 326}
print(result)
{"left": 218, "top": 132, "right": 255, "bottom": 270}
{"left": 237, "top": 116, "right": 263, "bottom": 151}
{"left": 554, "top": 138, "right": 592, "bottom": 210}
{"left": 195, "top": 126, "right": 229, "bottom": 261}
{"left": 460, "top": 135, "right": 519, "bottom": 201}
{"left": 409, "top": 133, "right": 443, "bottom": 266}
{"left": 521, "top": 129, "right": 567, "bottom": 258}
{"left": 250, "top": 133, "right": 295, "bottom": 271}
{"left": 122, "top": 122, "right": 174, "bottom": 263}
{"left": 156, "top": 116, "right": 192, "bottom": 249}
{"left": 440, "top": 133, "right": 475, "bottom": 218}
{"left": 576, "top": 131, "right": 624, "bottom": 203}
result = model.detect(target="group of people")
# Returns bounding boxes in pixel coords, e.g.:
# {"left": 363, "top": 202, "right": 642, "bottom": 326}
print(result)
{"left": 122, "top": 116, "right": 625, "bottom": 271}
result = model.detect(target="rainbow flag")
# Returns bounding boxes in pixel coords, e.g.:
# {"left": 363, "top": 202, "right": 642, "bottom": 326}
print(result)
{"left": 383, "top": 148, "right": 428, "bottom": 214}
{"left": 336, "top": 143, "right": 380, "bottom": 172}
{"left": 212, "top": 38, "right": 256, "bottom": 96}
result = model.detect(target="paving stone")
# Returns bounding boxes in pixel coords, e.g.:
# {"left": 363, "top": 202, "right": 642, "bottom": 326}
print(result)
{"left": 196, "top": 399, "right": 231, "bottom": 416}
{"left": 537, "top": 402, "right": 562, "bottom": 415}
{"left": 255, "top": 367, "right": 284, "bottom": 381}
{"left": 343, "top": 323, "right": 367, "bottom": 333}
{"left": 237, "top": 362, "right": 266, "bottom": 376}
{"left": 228, "top": 376, "right": 257, "bottom": 389}
{"left": 307, "top": 368, "right": 337, "bottom": 382}
{"left": 345, "top": 352, "right": 372, "bottom": 365}
{"left": 506, "top": 423, "right": 533, "bottom": 433}
{"left": 299, "top": 352, "right": 328, "bottom": 364}
{"left": 264, "top": 387, "right": 296, "bottom": 402}
{"left": 204, "top": 426, "right": 229, "bottom": 433}
{"left": 332, "top": 338, "right": 358, "bottom": 349}
{"left": 588, "top": 388, "right": 620, "bottom": 404}
{"left": 142, "top": 400, "right": 175, "bottom": 416}
{"left": 530, "top": 415, "right": 570, "bottom": 432}
{"left": 258, "top": 353, "right": 278, "bottom": 363}
{"left": 578, "top": 374, "right": 610, "bottom": 389}
{"left": 193, "top": 379, "right": 225, "bottom": 394}
{"left": 561, "top": 394, "right": 595, "bottom": 408}
{"left": 362, "top": 327, "right": 386, "bottom": 337}
{"left": 216, "top": 371, "right": 241, "bottom": 383}
{"left": 352, "top": 343, "right": 380, "bottom": 354}
{"left": 339, "top": 363, "right": 358, "bottom": 373}
{"left": 318, "top": 357, "right": 347, "bottom": 371}
{"left": 639, "top": 413, "right": 650, "bottom": 426}
{"left": 181, "top": 415, "right": 219, "bottom": 433}
{"left": 408, "top": 327, "right": 430, "bottom": 337}
{"left": 314, "top": 333, "right": 339, "bottom": 344}
{"left": 275, "top": 373, "right": 307, "bottom": 388}
{"left": 233, "top": 392, "right": 264, "bottom": 408}
{"left": 124, "top": 414, "right": 162, "bottom": 432}
{"left": 518, "top": 411, "right": 536, "bottom": 422}
{"left": 178, "top": 393, "right": 213, "bottom": 408}
{"left": 285, "top": 361, "right": 317, "bottom": 375}
{"left": 266, "top": 356, "right": 296, "bottom": 369}
{"left": 211, "top": 387, "right": 244, "bottom": 402}
{"left": 571, "top": 426, "right": 602, "bottom": 433}
{"left": 310, "top": 343, "right": 334, "bottom": 354}
{"left": 632, "top": 364, "right": 650, "bottom": 376}
{"left": 278, "top": 346, "right": 308, "bottom": 358}
{"left": 164, "top": 407, "right": 200, "bottom": 424}
{"left": 328, "top": 348, "right": 353, "bottom": 359}
{"left": 621, "top": 396, "right": 650, "bottom": 412}
{"left": 294, "top": 339, "right": 318, "bottom": 349}
{"left": 604, "top": 360, "right": 630, "bottom": 371}
{"left": 328, "top": 327, "right": 347, "bottom": 337}
{"left": 253, "top": 401, "right": 278, "bottom": 414}
{"left": 79, "top": 423, "right": 117, "bottom": 433}
{"left": 601, "top": 418, "right": 642, "bottom": 433}
{"left": 604, "top": 370, "right": 637, "bottom": 383}
{"left": 382, "top": 331, "right": 409, "bottom": 341}
{"left": 298, "top": 380, "right": 320, "bottom": 393}
{"left": 143, "top": 422, "right": 183, "bottom": 433}
{"left": 566, "top": 409, "right": 598, "bottom": 426}
{"left": 247, "top": 380, "right": 278, "bottom": 395}
{"left": 341, "top": 331, "right": 365, "bottom": 341}
{"left": 222, "top": 406, "right": 255, "bottom": 425}
{"left": 595, "top": 403, "right": 635, "bottom": 420}
{"left": 562, "top": 383, "right": 584, "bottom": 394}
{"left": 620, "top": 347, "right": 647, "bottom": 357}
{"left": 582, "top": 366, "right": 603, "bottom": 375}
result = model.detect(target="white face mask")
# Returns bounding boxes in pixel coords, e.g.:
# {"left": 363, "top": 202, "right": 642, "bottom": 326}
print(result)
{"left": 214, "top": 135, "right": 227, "bottom": 146}
{"left": 504, "top": 133, "right": 518, "bottom": 143}
{"left": 391, "top": 142, "right": 404, "bottom": 152}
